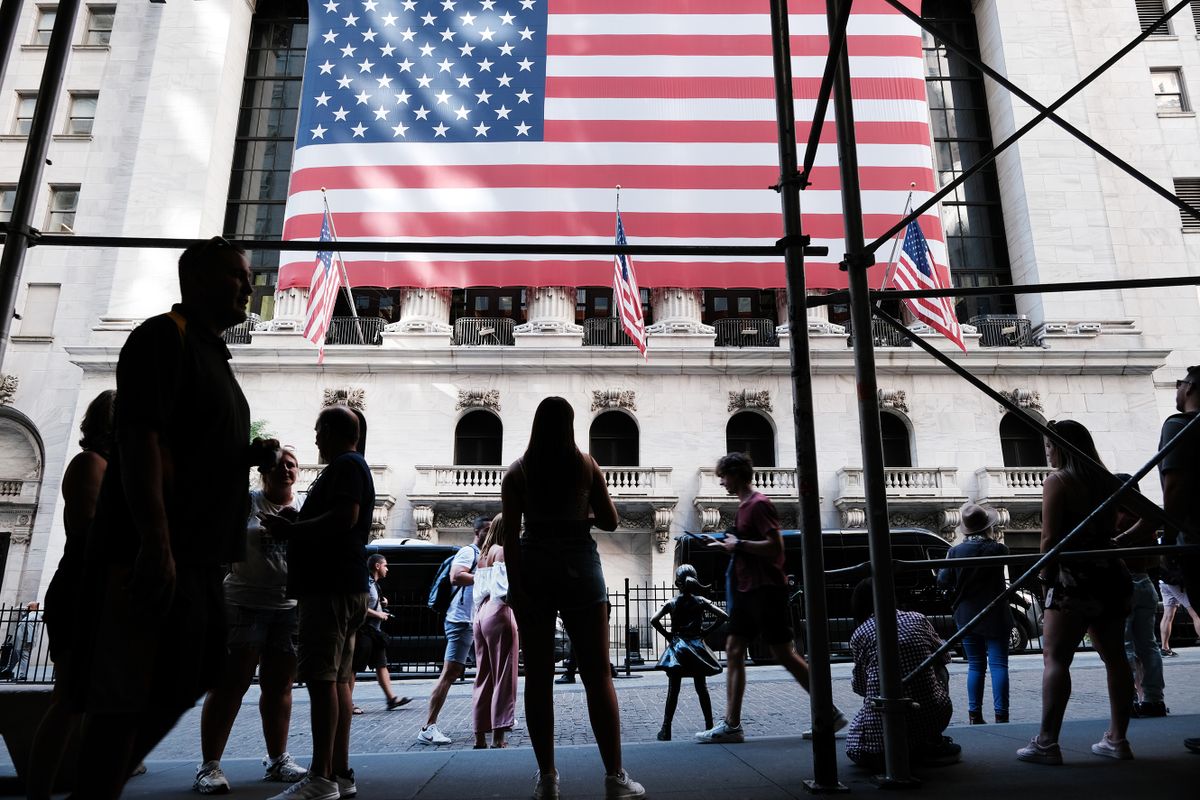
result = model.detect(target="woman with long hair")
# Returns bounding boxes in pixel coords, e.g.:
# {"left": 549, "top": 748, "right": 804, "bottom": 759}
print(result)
{"left": 1017, "top": 419, "right": 1135, "bottom": 765}
{"left": 501, "top": 397, "right": 644, "bottom": 799}
{"left": 471, "top": 511, "right": 519, "bottom": 749}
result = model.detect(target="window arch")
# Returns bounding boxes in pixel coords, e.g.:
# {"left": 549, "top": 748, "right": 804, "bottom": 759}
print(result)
{"left": 0, "top": 408, "right": 45, "bottom": 600}
{"left": 589, "top": 411, "right": 639, "bottom": 467}
{"left": 1000, "top": 412, "right": 1047, "bottom": 468}
{"left": 726, "top": 411, "right": 776, "bottom": 468}
{"left": 453, "top": 410, "right": 502, "bottom": 465}
{"left": 880, "top": 411, "right": 913, "bottom": 468}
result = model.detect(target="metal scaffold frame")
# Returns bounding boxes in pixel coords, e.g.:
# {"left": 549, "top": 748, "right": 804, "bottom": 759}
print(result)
{"left": 1, "top": 0, "right": 1200, "bottom": 792}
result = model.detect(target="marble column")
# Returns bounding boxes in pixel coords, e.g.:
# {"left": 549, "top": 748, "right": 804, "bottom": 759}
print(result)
{"left": 383, "top": 288, "right": 452, "bottom": 348}
{"left": 269, "top": 287, "right": 309, "bottom": 330}
{"left": 515, "top": 286, "right": 582, "bottom": 347}
{"left": 645, "top": 288, "right": 714, "bottom": 347}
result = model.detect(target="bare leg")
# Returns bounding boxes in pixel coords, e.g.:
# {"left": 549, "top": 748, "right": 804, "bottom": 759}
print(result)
{"left": 724, "top": 637, "right": 748, "bottom": 727}
{"left": 1184, "top": 604, "right": 1200, "bottom": 637}
{"left": 333, "top": 680, "right": 354, "bottom": 775}
{"left": 200, "top": 645, "right": 260, "bottom": 763}
{"left": 26, "top": 681, "right": 79, "bottom": 800}
{"left": 515, "top": 610, "right": 556, "bottom": 775}
{"left": 258, "top": 646, "right": 297, "bottom": 759}
{"left": 770, "top": 641, "right": 811, "bottom": 692}
{"left": 661, "top": 675, "right": 682, "bottom": 733}
{"left": 375, "top": 665, "right": 398, "bottom": 703}
{"left": 1160, "top": 605, "right": 1177, "bottom": 651}
{"left": 1037, "top": 609, "right": 1089, "bottom": 744}
{"left": 564, "top": 603, "right": 622, "bottom": 775}
{"left": 307, "top": 680, "right": 338, "bottom": 779}
{"left": 424, "top": 660, "right": 466, "bottom": 727}
{"left": 1088, "top": 617, "right": 1134, "bottom": 742}
{"left": 694, "top": 676, "right": 714, "bottom": 729}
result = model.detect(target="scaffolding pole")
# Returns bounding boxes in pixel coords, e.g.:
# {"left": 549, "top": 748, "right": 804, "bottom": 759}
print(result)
{"left": 0, "top": 0, "right": 80, "bottom": 373}
{"left": 825, "top": 0, "right": 914, "bottom": 787}
{"left": 766, "top": 0, "right": 844, "bottom": 791}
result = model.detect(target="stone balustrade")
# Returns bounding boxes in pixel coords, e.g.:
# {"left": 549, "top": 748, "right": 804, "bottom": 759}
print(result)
{"left": 834, "top": 466, "right": 967, "bottom": 533}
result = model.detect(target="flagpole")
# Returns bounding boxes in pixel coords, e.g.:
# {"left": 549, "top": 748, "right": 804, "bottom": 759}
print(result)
{"left": 878, "top": 182, "right": 916, "bottom": 295}
{"left": 320, "top": 188, "right": 366, "bottom": 345}
{"left": 611, "top": 184, "right": 621, "bottom": 326}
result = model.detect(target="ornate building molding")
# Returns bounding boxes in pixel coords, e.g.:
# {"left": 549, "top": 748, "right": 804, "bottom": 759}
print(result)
{"left": 728, "top": 390, "right": 772, "bottom": 414}
{"left": 653, "top": 506, "right": 674, "bottom": 553}
{"left": 412, "top": 505, "right": 436, "bottom": 540}
{"left": 592, "top": 389, "right": 636, "bottom": 412}
{"left": 323, "top": 387, "right": 366, "bottom": 409}
{"left": 457, "top": 389, "right": 501, "bottom": 413}
{"left": 878, "top": 388, "right": 908, "bottom": 414}
{"left": 0, "top": 374, "right": 17, "bottom": 406}
{"left": 999, "top": 388, "right": 1043, "bottom": 412}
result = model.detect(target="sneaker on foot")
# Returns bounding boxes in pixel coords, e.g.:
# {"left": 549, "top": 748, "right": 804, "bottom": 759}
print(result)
{"left": 266, "top": 775, "right": 340, "bottom": 800}
{"left": 335, "top": 768, "right": 356, "bottom": 798}
{"left": 554, "top": 674, "right": 576, "bottom": 684}
{"left": 1134, "top": 700, "right": 1169, "bottom": 718}
{"left": 194, "top": 761, "right": 231, "bottom": 795}
{"left": 604, "top": 769, "right": 646, "bottom": 799}
{"left": 917, "top": 735, "right": 963, "bottom": 766}
{"left": 695, "top": 719, "right": 745, "bottom": 744}
{"left": 416, "top": 724, "right": 452, "bottom": 745}
{"left": 264, "top": 752, "right": 308, "bottom": 783}
{"left": 1017, "top": 737, "right": 1063, "bottom": 765}
{"left": 533, "top": 768, "right": 560, "bottom": 800}
{"left": 801, "top": 710, "right": 849, "bottom": 739}
{"left": 1092, "top": 734, "right": 1133, "bottom": 760}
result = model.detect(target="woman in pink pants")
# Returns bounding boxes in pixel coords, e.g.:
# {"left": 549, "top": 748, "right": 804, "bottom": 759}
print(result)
{"left": 473, "top": 512, "right": 519, "bottom": 748}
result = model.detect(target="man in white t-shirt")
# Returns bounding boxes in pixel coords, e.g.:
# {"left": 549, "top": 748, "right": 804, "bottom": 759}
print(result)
{"left": 416, "top": 516, "right": 486, "bottom": 745}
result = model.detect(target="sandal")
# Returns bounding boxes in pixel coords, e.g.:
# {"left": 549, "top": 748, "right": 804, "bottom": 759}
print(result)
{"left": 387, "top": 696, "right": 412, "bottom": 710}
{"left": 352, "top": 706, "right": 364, "bottom": 715}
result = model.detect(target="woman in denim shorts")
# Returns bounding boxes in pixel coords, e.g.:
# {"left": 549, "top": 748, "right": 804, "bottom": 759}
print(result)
{"left": 501, "top": 397, "right": 645, "bottom": 800}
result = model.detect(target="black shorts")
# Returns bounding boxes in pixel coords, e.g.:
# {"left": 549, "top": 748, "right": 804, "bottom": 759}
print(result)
{"left": 727, "top": 583, "right": 793, "bottom": 645}
{"left": 353, "top": 625, "right": 388, "bottom": 671}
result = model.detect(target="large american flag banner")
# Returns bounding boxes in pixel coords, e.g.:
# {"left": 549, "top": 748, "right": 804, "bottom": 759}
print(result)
{"left": 613, "top": 210, "right": 647, "bottom": 356}
{"left": 280, "top": 0, "right": 941, "bottom": 292}
{"left": 889, "top": 218, "right": 964, "bottom": 352}
{"left": 302, "top": 210, "right": 342, "bottom": 362}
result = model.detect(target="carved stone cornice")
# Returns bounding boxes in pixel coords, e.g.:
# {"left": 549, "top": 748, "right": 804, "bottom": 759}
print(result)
{"left": 728, "top": 390, "right": 771, "bottom": 413}
{"left": 457, "top": 389, "right": 501, "bottom": 412}
{"left": 999, "top": 388, "right": 1043, "bottom": 412}
{"left": 878, "top": 389, "right": 908, "bottom": 414}
{"left": 0, "top": 374, "right": 17, "bottom": 406}
{"left": 322, "top": 387, "right": 365, "bottom": 409}
{"left": 592, "top": 389, "right": 636, "bottom": 412}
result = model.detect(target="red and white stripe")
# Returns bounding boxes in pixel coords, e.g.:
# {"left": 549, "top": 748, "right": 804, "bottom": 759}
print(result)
{"left": 281, "top": 0, "right": 940, "bottom": 291}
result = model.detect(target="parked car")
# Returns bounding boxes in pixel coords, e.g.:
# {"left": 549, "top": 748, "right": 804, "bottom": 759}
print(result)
{"left": 674, "top": 528, "right": 1043, "bottom": 658}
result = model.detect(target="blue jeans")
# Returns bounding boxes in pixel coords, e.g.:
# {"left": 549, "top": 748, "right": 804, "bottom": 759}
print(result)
{"left": 1124, "top": 575, "right": 1164, "bottom": 703}
{"left": 961, "top": 634, "right": 1009, "bottom": 715}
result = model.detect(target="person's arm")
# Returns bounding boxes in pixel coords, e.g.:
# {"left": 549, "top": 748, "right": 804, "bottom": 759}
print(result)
{"left": 1040, "top": 472, "right": 1067, "bottom": 554}
{"left": 650, "top": 600, "right": 672, "bottom": 640}
{"left": 260, "top": 500, "right": 358, "bottom": 540}
{"left": 588, "top": 456, "right": 619, "bottom": 531}
{"left": 62, "top": 450, "right": 107, "bottom": 537}
{"left": 122, "top": 425, "right": 175, "bottom": 606}
{"left": 451, "top": 546, "right": 476, "bottom": 587}
{"left": 366, "top": 604, "right": 389, "bottom": 621}
{"left": 713, "top": 502, "right": 784, "bottom": 560}
{"left": 501, "top": 464, "right": 529, "bottom": 611}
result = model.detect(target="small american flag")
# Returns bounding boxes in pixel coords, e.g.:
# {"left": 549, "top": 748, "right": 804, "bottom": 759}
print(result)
{"left": 613, "top": 210, "right": 646, "bottom": 357}
{"left": 889, "top": 219, "right": 965, "bottom": 352}
{"left": 302, "top": 210, "right": 342, "bottom": 362}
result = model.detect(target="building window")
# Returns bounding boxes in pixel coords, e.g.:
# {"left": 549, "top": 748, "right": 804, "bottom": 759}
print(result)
{"left": 1193, "top": 1, "right": 1200, "bottom": 31}
{"left": 0, "top": 185, "right": 15, "bottom": 223}
{"left": 13, "top": 93, "right": 36, "bottom": 135}
{"left": 453, "top": 410, "right": 503, "bottom": 465}
{"left": 590, "top": 411, "right": 639, "bottom": 467}
{"left": 922, "top": 1, "right": 1016, "bottom": 321}
{"left": 726, "top": 412, "right": 775, "bottom": 468}
{"left": 1174, "top": 178, "right": 1200, "bottom": 231}
{"left": 702, "top": 290, "right": 776, "bottom": 324}
{"left": 223, "top": 0, "right": 309, "bottom": 308}
{"left": 880, "top": 412, "right": 912, "bottom": 468}
{"left": 47, "top": 185, "right": 79, "bottom": 232}
{"left": 83, "top": 5, "right": 115, "bottom": 46}
{"left": 17, "top": 283, "right": 60, "bottom": 339}
{"left": 1000, "top": 412, "right": 1047, "bottom": 468}
{"left": 1151, "top": 68, "right": 1189, "bottom": 112}
{"left": 33, "top": 6, "right": 56, "bottom": 46}
{"left": 1136, "top": 1, "right": 1172, "bottom": 35}
{"left": 65, "top": 92, "right": 98, "bottom": 135}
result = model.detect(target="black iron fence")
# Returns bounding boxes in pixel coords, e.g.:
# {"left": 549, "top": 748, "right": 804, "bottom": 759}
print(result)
{"left": 325, "top": 316, "right": 385, "bottom": 345}
{"left": 845, "top": 316, "right": 912, "bottom": 347}
{"left": 220, "top": 313, "right": 260, "bottom": 345}
{"left": 713, "top": 317, "right": 780, "bottom": 348}
{"left": 0, "top": 605, "right": 53, "bottom": 683}
{"left": 969, "top": 314, "right": 1034, "bottom": 347}
{"left": 453, "top": 317, "right": 515, "bottom": 346}
{"left": 582, "top": 317, "right": 635, "bottom": 347}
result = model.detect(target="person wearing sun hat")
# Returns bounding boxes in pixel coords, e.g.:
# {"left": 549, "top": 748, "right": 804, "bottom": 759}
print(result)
{"left": 938, "top": 502, "right": 1012, "bottom": 725}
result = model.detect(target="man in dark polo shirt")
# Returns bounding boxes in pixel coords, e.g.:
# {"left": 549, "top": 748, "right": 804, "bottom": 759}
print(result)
{"left": 71, "top": 237, "right": 278, "bottom": 800}
{"left": 260, "top": 405, "right": 374, "bottom": 800}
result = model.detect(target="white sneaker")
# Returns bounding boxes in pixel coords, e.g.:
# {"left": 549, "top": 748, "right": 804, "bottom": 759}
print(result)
{"left": 194, "top": 761, "right": 231, "bottom": 795}
{"left": 801, "top": 709, "right": 849, "bottom": 739}
{"left": 417, "top": 724, "right": 452, "bottom": 745}
{"left": 695, "top": 719, "right": 745, "bottom": 743}
{"left": 604, "top": 769, "right": 646, "bottom": 799}
{"left": 335, "top": 768, "right": 357, "bottom": 798}
{"left": 263, "top": 752, "right": 308, "bottom": 783}
{"left": 266, "top": 775, "right": 340, "bottom": 800}
{"left": 533, "top": 769, "right": 560, "bottom": 800}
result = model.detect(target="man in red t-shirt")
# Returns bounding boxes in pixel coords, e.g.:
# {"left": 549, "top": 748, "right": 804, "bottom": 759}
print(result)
{"left": 695, "top": 453, "right": 846, "bottom": 743}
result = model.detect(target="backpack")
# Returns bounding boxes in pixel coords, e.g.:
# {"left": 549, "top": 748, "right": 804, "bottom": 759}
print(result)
{"left": 427, "top": 545, "right": 479, "bottom": 615}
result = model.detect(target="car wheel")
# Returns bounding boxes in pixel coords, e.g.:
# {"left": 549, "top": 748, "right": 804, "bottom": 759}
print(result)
{"left": 1009, "top": 617, "right": 1030, "bottom": 653}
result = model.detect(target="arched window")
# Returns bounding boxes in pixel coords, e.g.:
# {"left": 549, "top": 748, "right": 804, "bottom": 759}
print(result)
{"left": 880, "top": 412, "right": 913, "bottom": 468}
{"left": 0, "top": 409, "right": 45, "bottom": 598}
{"left": 453, "top": 410, "right": 502, "bottom": 465}
{"left": 590, "top": 411, "right": 639, "bottom": 467}
{"left": 726, "top": 412, "right": 776, "bottom": 468}
{"left": 1000, "top": 412, "right": 1047, "bottom": 468}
